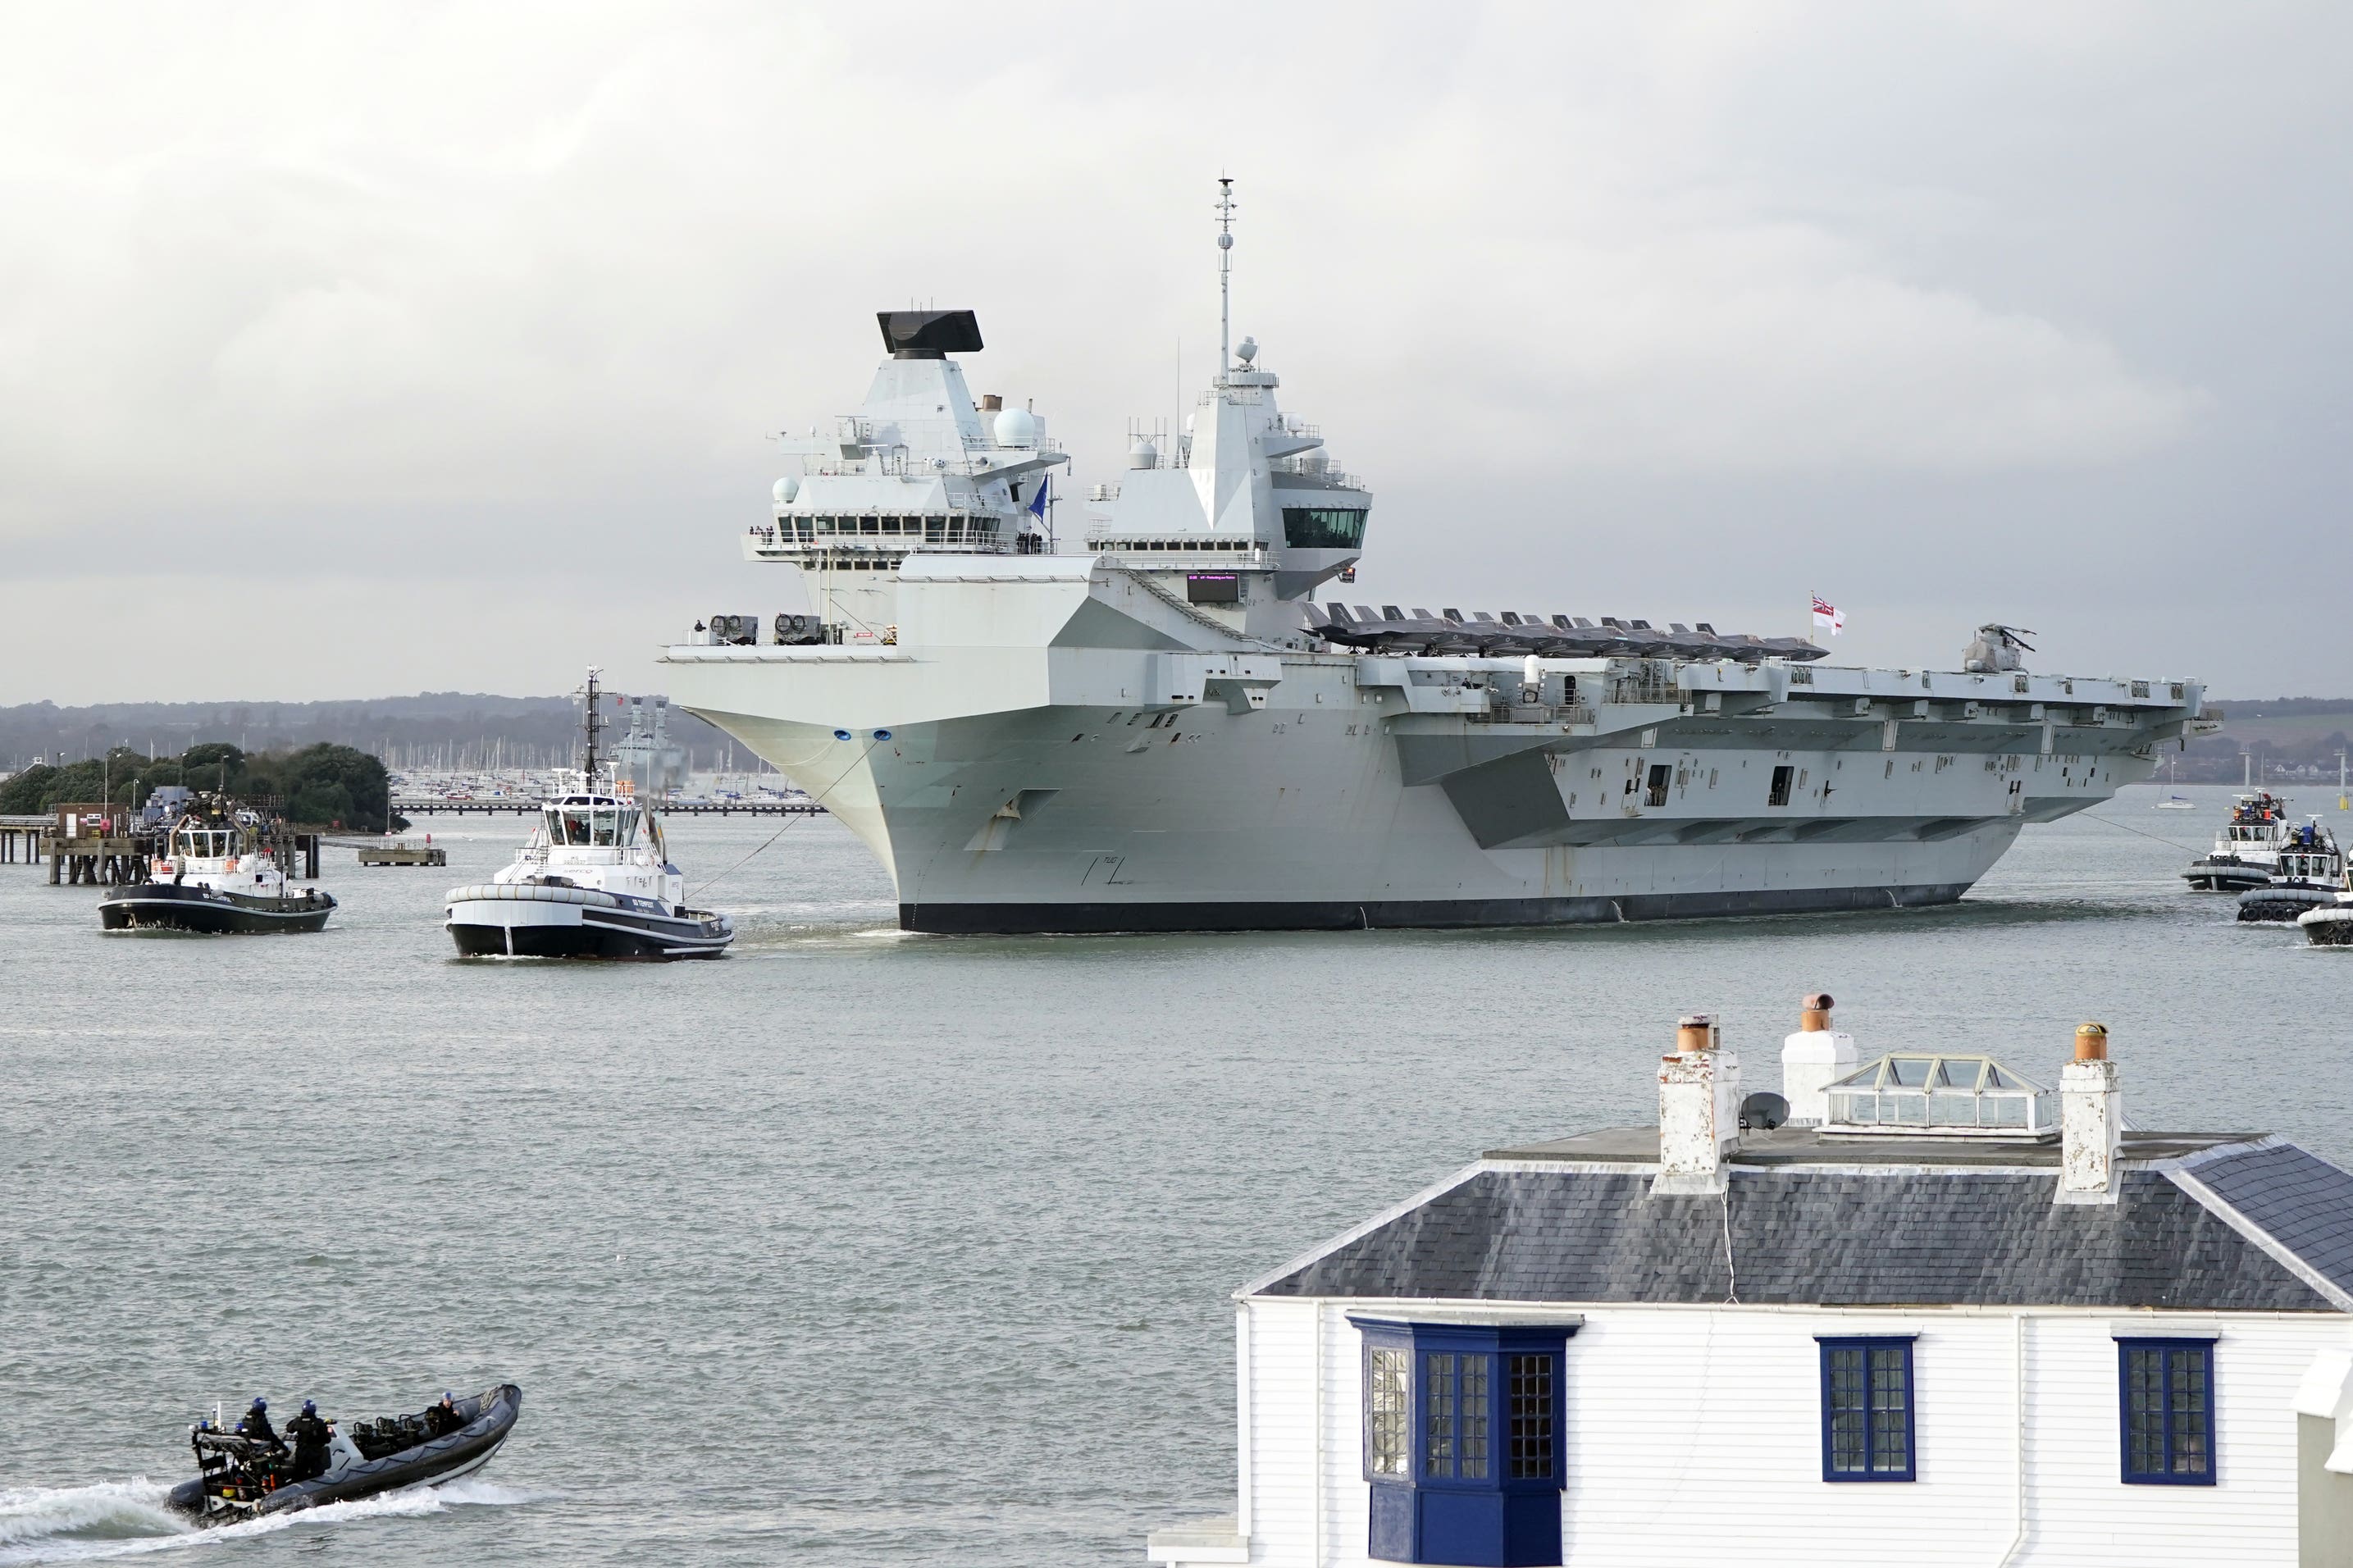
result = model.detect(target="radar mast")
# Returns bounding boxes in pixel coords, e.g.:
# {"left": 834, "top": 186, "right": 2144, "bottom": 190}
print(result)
{"left": 1216, "top": 175, "right": 1236, "bottom": 374}
{"left": 578, "top": 667, "right": 604, "bottom": 786}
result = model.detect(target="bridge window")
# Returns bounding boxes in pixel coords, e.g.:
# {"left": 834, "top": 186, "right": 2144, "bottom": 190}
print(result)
{"left": 1283, "top": 507, "right": 1369, "bottom": 550}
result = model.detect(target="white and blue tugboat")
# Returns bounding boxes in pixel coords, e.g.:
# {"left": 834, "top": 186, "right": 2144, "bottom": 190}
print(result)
{"left": 2237, "top": 819, "right": 2344, "bottom": 923}
{"left": 99, "top": 806, "right": 335, "bottom": 933}
{"left": 2183, "top": 791, "right": 2301, "bottom": 891}
{"left": 443, "top": 671, "right": 733, "bottom": 959}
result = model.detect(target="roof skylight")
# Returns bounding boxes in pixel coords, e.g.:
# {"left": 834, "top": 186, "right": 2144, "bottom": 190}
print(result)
{"left": 1821, "top": 1054, "right": 2056, "bottom": 1139}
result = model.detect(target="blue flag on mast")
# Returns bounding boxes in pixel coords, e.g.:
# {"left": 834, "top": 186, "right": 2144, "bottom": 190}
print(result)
{"left": 1028, "top": 474, "right": 1051, "bottom": 520}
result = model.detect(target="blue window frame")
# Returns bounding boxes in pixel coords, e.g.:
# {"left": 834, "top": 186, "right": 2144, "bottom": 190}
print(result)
{"left": 1352, "top": 1318, "right": 1576, "bottom": 1567}
{"left": 1817, "top": 1336, "right": 1917, "bottom": 1482}
{"left": 2118, "top": 1338, "right": 2217, "bottom": 1485}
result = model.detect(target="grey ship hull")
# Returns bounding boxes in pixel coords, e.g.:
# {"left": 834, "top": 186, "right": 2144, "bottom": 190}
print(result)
{"left": 671, "top": 618, "right": 2193, "bottom": 936}
{"left": 899, "top": 882, "right": 1977, "bottom": 933}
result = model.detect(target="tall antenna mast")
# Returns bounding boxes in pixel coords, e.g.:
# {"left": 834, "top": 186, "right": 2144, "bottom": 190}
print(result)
{"left": 580, "top": 667, "right": 604, "bottom": 785}
{"left": 1215, "top": 175, "right": 1236, "bottom": 374}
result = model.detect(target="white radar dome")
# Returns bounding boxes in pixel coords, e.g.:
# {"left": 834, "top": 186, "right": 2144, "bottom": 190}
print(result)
{"left": 1236, "top": 335, "right": 1258, "bottom": 364}
{"left": 1128, "top": 439, "right": 1158, "bottom": 470}
{"left": 992, "top": 407, "right": 1037, "bottom": 448}
{"left": 772, "top": 476, "right": 798, "bottom": 504}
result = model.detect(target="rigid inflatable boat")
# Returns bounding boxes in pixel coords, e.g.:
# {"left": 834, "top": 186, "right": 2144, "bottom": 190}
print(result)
{"left": 165, "top": 1384, "right": 521, "bottom": 1525}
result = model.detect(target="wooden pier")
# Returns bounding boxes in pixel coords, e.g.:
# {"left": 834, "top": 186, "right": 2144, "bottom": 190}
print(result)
{"left": 1, "top": 816, "right": 45, "bottom": 864}
{"left": 0, "top": 809, "right": 322, "bottom": 883}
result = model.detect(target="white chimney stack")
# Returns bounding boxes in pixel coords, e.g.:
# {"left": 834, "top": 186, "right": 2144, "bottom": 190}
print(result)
{"left": 2058, "top": 1022, "right": 2123, "bottom": 1205}
{"left": 1779, "top": 992, "right": 1856, "bottom": 1125}
{"left": 1653, "top": 1014, "right": 1740, "bottom": 1197}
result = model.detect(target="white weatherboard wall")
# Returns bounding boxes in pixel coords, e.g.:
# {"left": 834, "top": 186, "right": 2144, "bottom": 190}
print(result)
{"left": 1228, "top": 1298, "right": 2345, "bottom": 1567}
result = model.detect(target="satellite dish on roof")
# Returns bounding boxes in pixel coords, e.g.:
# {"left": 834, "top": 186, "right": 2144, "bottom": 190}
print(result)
{"left": 1740, "top": 1091, "right": 1790, "bottom": 1132}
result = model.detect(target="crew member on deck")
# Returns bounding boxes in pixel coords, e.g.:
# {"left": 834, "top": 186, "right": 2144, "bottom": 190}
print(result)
{"left": 427, "top": 1393, "right": 462, "bottom": 1436}
{"left": 238, "top": 1398, "right": 285, "bottom": 1454}
{"left": 286, "top": 1401, "right": 331, "bottom": 1480}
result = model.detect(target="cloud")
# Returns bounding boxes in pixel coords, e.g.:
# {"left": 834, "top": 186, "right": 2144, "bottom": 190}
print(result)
{"left": 0, "top": 1, "right": 2341, "bottom": 700}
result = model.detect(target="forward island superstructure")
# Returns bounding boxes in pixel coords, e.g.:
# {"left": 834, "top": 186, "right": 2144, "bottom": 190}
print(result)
{"left": 663, "top": 185, "right": 2209, "bottom": 933}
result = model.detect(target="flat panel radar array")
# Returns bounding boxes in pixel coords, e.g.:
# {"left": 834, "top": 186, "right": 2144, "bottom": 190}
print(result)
{"left": 877, "top": 310, "right": 985, "bottom": 360}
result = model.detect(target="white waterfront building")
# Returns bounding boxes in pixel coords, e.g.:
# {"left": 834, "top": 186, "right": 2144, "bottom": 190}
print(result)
{"left": 1148, "top": 1002, "right": 2353, "bottom": 1567}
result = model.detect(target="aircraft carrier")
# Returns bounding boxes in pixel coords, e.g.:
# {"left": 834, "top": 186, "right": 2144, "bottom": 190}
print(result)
{"left": 661, "top": 185, "right": 2209, "bottom": 933}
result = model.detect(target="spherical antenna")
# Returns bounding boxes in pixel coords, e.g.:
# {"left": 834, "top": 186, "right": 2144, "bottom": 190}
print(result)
{"left": 772, "top": 476, "right": 798, "bottom": 504}
{"left": 992, "top": 406, "right": 1037, "bottom": 448}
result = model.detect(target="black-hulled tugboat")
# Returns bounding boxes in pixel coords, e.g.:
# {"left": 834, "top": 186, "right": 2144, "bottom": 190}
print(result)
{"left": 166, "top": 1386, "right": 521, "bottom": 1525}
{"left": 2238, "top": 819, "right": 2345, "bottom": 923}
{"left": 98, "top": 803, "right": 335, "bottom": 933}
{"left": 2183, "top": 791, "right": 2301, "bottom": 892}
{"left": 444, "top": 669, "right": 733, "bottom": 959}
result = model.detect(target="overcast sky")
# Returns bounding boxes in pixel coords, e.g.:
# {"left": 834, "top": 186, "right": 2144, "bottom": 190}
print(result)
{"left": 2, "top": 2, "right": 2346, "bottom": 704}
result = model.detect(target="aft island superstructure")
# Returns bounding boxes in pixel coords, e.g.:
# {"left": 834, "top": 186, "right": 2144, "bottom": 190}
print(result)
{"left": 662, "top": 186, "right": 2209, "bottom": 933}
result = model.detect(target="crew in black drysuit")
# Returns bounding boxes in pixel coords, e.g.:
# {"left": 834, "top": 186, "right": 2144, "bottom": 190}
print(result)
{"left": 285, "top": 1401, "right": 332, "bottom": 1481}
{"left": 237, "top": 1398, "right": 285, "bottom": 1455}
{"left": 426, "top": 1393, "right": 463, "bottom": 1437}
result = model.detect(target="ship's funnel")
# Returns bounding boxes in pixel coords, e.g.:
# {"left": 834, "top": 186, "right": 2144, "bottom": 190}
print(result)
{"left": 878, "top": 310, "right": 983, "bottom": 359}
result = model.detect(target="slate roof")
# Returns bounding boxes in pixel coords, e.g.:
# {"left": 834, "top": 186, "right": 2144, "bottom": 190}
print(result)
{"left": 2177, "top": 1142, "right": 2353, "bottom": 1303}
{"left": 1252, "top": 1136, "right": 2353, "bottom": 1312}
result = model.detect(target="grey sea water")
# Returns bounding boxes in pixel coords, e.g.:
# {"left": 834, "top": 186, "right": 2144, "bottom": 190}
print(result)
{"left": 2, "top": 782, "right": 2348, "bottom": 1564}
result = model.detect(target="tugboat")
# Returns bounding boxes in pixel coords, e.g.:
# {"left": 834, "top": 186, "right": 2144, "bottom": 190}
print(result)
{"left": 2297, "top": 877, "right": 2353, "bottom": 946}
{"left": 2237, "top": 819, "right": 2344, "bottom": 922}
{"left": 2183, "top": 791, "right": 2301, "bottom": 892}
{"left": 444, "top": 670, "right": 734, "bottom": 959}
{"left": 166, "top": 1386, "right": 521, "bottom": 1525}
{"left": 98, "top": 803, "right": 335, "bottom": 933}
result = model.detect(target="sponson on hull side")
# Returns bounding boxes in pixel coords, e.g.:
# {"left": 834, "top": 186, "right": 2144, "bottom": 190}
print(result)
{"left": 663, "top": 185, "right": 2211, "bottom": 934}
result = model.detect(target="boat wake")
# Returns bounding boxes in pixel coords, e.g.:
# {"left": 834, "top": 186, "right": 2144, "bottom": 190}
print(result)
{"left": 0, "top": 1476, "right": 535, "bottom": 1563}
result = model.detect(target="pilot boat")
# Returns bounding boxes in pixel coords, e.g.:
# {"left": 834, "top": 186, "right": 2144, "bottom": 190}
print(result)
{"left": 443, "top": 671, "right": 733, "bottom": 959}
{"left": 98, "top": 809, "right": 335, "bottom": 933}
{"left": 2183, "top": 791, "right": 2301, "bottom": 892}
